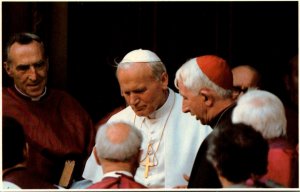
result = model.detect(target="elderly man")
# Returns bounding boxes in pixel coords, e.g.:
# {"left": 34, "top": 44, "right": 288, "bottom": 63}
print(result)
{"left": 174, "top": 55, "right": 237, "bottom": 188}
{"left": 232, "top": 89, "right": 298, "bottom": 187}
{"left": 82, "top": 49, "right": 212, "bottom": 188}
{"left": 88, "top": 121, "right": 145, "bottom": 189}
{"left": 3, "top": 33, "right": 95, "bottom": 187}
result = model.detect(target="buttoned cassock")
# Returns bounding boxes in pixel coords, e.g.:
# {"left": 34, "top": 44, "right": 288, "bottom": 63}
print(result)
{"left": 83, "top": 88, "right": 212, "bottom": 188}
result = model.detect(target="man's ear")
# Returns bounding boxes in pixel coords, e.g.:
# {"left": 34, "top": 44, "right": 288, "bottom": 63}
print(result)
{"left": 4, "top": 62, "right": 13, "bottom": 77}
{"left": 93, "top": 147, "right": 101, "bottom": 165}
{"left": 200, "top": 88, "right": 213, "bottom": 107}
{"left": 160, "top": 72, "right": 169, "bottom": 90}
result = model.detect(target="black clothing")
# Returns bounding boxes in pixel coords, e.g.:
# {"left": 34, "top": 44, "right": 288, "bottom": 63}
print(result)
{"left": 188, "top": 104, "right": 236, "bottom": 188}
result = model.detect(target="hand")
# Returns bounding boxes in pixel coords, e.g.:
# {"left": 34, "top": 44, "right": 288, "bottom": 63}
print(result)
{"left": 173, "top": 185, "right": 187, "bottom": 188}
{"left": 183, "top": 174, "right": 190, "bottom": 182}
{"left": 173, "top": 174, "right": 190, "bottom": 188}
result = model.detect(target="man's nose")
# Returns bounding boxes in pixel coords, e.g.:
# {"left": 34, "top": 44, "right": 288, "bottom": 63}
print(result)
{"left": 28, "top": 66, "right": 38, "bottom": 81}
{"left": 129, "top": 94, "right": 139, "bottom": 105}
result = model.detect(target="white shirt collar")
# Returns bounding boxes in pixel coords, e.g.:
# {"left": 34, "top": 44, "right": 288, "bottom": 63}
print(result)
{"left": 147, "top": 88, "right": 174, "bottom": 119}
{"left": 14, "top": 84, "right": 47, "bottom": 101}
{"left": 103, "top": 171, "right": 133, "bottom": 179}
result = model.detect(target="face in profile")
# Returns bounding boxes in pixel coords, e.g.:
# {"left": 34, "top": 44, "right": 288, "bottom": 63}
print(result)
{"left": 5, "top": 41, "right": 48, "bottom": 97}
{"left": 177, "top": 80, "right": 205, "bottom": 123}
{"left": 117, "top": 62, "right": 168, "bottom": 117}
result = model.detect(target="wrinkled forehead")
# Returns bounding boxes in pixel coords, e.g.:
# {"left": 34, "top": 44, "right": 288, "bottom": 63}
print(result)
{"left": 117, "top": 62, "right": 154, "bottom": 78}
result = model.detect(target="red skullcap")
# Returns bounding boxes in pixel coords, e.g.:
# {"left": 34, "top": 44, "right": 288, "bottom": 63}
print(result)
{"left": 196, "top": 55, "right": 233, "bottom": 90}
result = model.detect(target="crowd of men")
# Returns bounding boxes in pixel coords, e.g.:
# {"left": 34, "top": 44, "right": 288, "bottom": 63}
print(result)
{"left": 2, "top": 32, "right": 298, "bottom": 189}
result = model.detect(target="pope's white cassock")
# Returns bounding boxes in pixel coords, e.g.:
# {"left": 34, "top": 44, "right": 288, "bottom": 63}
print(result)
{"left": 82, "top": 88, "right": 212, "bottom": 188}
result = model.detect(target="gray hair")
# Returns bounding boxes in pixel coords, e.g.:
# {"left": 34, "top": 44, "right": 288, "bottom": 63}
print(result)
{"left": 232, "top": 89, "right": 287, "bottom": 139}
{"left": 174, "top": 58, "right": 232, "bottom": 98}
{"left": 95, "top": 121, "right": 143, "bottom": 162}
{"left": 116, "top": 61, "right": 167, "bottom": 81}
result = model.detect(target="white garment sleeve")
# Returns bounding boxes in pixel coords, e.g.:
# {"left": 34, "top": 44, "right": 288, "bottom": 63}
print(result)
{"left": 82, "top": 151, "right": 103, "bottom": 183}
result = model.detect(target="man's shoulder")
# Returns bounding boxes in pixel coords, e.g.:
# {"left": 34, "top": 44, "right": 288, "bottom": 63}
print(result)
{"left": 113, "top": 106, "right": 133, "bottom": 115}
{"left": 47, "top": 88, "right": 80, "bottom": 102}
{"left": 46, "top": 89, "right": 89, "bottom": 114}
{"left": 108, "top": 106, "right": 134, "bottom": 122}
{"left": 88, "top": 174, "right": 146, "bottom": 189}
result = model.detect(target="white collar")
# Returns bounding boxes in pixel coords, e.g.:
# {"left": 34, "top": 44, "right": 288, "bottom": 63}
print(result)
{"left": 14, "top": 84, "right": 47, "bottom": 101}
{"left": 146, "top": 88, "right": 174, "bottom": 120}
{"left": 103, "top": 171, "right": 133, "bottom": 179}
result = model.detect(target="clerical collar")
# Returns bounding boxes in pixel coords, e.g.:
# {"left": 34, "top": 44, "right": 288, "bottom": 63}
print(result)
{"left": 103, "top": 171, "right": 133, "bottom": 178}
{"left": 208, "top": 103, "right": 236, "bottom": 129}
{"left": 146, "top": 88, "right": 173, "bottom": 119}
{"left": 14, "top": 84, "right": 47, "bottom": 101}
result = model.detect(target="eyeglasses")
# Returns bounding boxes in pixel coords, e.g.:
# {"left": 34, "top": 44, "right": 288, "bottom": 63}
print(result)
{"left": 233, "top": 86, "right": 248, "bottom": 94}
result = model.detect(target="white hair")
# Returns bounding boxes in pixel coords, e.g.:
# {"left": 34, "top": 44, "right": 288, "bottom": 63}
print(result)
{"left": 174, "top": 58, "right": 232, "bottom": 98}
{"left": 232, "top": 89, "right": 287, "bottom": 139}
{"left": 95, "top": 121, "right": 143, "bottom": 162}
{"left": 116, "top": 61, "right": 167, "bottom": 81}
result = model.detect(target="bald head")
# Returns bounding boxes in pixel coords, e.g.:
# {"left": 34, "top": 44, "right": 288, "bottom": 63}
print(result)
{"left": 106, "top": 122, "right": 130, "bottom": 144}
{"left": 232, "top": 65, "right": 261, "bottom": 91}
{"left": 95, "top": 121, "right": 142, "bottom": 162}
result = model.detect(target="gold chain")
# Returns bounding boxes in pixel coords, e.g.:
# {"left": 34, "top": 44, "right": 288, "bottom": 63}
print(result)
{"left": 134, "top": 93, "right": 176, "bottom": 165}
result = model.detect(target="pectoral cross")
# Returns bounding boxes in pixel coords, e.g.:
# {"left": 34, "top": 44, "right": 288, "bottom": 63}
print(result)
{"left": 142, "top": 155, "right": 154, "bottom": 178}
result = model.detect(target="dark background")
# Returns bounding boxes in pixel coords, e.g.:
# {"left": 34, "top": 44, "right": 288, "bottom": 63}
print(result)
{"left": 2, "top": 1, "right": 298, "bottom": 123}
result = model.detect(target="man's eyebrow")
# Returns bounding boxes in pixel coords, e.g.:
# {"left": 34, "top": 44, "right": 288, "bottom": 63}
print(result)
{"left": 16, "top": 64, "right": 30, "bottom": 70}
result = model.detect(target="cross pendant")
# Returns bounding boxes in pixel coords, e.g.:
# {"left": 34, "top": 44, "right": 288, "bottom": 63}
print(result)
{"left": 142, "top": 155, "right": 154, "bottom": 178}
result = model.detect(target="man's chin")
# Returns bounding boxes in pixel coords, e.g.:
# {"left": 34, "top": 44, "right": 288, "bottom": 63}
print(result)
{"left": 133, "top": 110, "right": 149, "bottom": 117}
{"left": 26, "top": 90, "right": 44, "bottom": 98}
